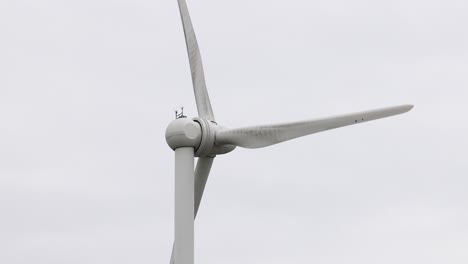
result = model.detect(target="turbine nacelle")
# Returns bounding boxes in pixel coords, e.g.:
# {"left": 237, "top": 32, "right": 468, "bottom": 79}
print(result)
{"left": 165, "top": 117, "right": 236, "bottom": 157}
{"left": 165, "top": 118, "right": 201, "bottom": 150}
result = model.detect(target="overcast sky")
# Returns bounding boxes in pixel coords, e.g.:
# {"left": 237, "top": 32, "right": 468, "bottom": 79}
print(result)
{"left": 1, "top": 0, "right": 467, "bottom": 263}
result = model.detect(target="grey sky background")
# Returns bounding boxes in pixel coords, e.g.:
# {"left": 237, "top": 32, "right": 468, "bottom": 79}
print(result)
{"left": 1, "top": 0, "right": 467, "bottom": 263}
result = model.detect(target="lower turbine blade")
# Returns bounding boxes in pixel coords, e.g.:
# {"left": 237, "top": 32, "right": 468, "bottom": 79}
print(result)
{"left": 194, "top": 157, "right": 215, "bottom": 217}
{"left": 170, "top": 156, "right": 215, "bottom": 264}
{"left": 174, "top": 147, "right": 195, "bottom": 264}
{"left": 215, "top": 104, "right": 413, "bottom": 148}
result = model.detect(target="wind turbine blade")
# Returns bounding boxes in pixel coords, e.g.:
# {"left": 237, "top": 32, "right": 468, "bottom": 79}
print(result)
{"left": 215, "top": 104, "right": 413, "bottom": 148}
{"left": 174, "top": 147, "right": 195, "bottom": 264}
{"left": 194, "top": 157, "right": 215, "bottom": 216}
{"left": 177, "top": 0, "right": 215, "bottom": 121}
{"left": 170, "top": 156, "right": 214, "bottom": 264}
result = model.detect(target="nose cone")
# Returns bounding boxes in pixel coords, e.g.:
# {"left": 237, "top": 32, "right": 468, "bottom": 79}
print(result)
{"left": 165, "top": 118, "right": 202, "bottom": 150}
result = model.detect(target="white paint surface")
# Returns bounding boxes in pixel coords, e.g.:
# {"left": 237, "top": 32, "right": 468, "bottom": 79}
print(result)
{"left": 1, "top": 0, "right": 467, "bottom": 263}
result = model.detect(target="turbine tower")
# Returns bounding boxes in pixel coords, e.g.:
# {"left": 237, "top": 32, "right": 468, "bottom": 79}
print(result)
{"left": 166, "top": 1, "right": 413, "bottom": 263}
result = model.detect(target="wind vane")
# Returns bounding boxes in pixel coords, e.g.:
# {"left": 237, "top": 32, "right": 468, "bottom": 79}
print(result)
{"left": 174, "top": 105, "right": 186, "bottom": 119}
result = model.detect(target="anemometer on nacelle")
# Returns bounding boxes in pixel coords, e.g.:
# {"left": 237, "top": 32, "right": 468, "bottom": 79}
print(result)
{"left": 175, "top": 106, "right": 186, "bottom": 119}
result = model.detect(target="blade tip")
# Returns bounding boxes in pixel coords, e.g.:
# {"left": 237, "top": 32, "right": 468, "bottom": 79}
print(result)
{"left": 404, "top": 104, "right": 415, "bottom": 112}
{"left": 395, "top": 104, "right": 414, "bottom": 113}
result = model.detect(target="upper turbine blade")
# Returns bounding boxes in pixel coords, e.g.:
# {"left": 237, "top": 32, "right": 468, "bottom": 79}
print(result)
{"left": 215, "top": 104, "right": 413, "bottom": 148}
{"left": 177, "top": 0, "right": 215, "bottom": 121}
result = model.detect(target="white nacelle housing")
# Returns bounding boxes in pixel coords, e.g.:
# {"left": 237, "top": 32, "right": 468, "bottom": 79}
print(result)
{"left": 165, "top": 118, "right": 202, "bottom": 150}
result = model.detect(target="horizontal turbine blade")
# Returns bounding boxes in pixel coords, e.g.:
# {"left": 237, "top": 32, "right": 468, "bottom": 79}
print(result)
{"left": 215, "top": 104, "right": 413, "bottom": 149}
{"left": 177, "top": 0, "right": 215, "bottom": 121}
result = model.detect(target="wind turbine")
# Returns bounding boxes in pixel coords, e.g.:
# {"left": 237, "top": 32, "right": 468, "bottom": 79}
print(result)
{"left": 166, "top": 0, "right": 413, "bottom": 263}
